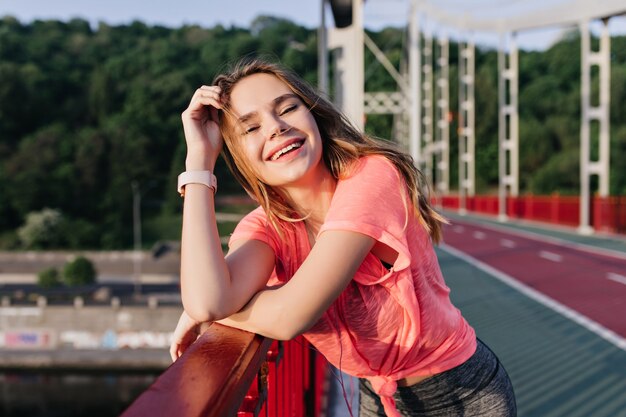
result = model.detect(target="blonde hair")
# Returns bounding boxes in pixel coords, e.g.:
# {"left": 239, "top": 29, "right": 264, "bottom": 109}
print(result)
{"left": 213, "top": 58, "right": 446, "bottom": 243}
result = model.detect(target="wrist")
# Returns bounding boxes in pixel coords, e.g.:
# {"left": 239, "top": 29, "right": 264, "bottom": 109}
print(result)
{"left": 185, "top": 152, "right": 216, "bottom": 171}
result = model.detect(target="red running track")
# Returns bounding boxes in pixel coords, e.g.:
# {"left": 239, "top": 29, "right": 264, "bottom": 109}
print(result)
{"left": 442, "top": 218, "right": 626, "bottom": 338}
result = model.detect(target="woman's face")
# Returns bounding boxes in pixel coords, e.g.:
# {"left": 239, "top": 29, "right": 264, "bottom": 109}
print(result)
{"left": 227, "top": 73, "right": 326, "bottom": 189}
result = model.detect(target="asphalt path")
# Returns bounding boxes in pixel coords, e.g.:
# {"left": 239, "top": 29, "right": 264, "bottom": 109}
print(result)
{"left": 442, "top": 218, "right": 626, "bottom": 339}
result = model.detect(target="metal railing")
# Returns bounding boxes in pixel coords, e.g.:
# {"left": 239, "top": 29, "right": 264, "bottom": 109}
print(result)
{"left": 440, "top": 194, "right": 626, "bottom": 234}
{"left": 121, "top": 323, "right": 328, "bottom": 417}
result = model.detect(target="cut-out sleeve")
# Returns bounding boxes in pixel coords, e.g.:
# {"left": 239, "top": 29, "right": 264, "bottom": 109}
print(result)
{"left": 319, "top": 156, "right": 420, "bottom": 284}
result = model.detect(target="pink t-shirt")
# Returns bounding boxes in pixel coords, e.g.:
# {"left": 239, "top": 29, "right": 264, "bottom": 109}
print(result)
{"left": 229, "top": 155, "right": 476, "bottom": 417}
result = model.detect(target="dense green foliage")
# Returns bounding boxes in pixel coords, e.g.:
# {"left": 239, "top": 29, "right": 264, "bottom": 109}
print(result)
{"left": 62, "top": 256, "right": 97, "bottom": 286}
{"left": 0, "top": 15, "right": 624, "bottom": 249}
{"left": 37, "top": 256, "right": 96, "bottom": 287}
{"left": 37, "top": 266, "right": 62, "bottom": 288}
{"left": 17, "top": 207, "right": 63, "bottom": 248}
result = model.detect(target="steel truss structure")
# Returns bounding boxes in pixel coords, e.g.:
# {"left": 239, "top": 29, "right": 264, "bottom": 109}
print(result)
{"left": 497, "top": 33, "right": 519, "bottom": 222}
{"left": 320, "top": 0, "right": 626, "bottom": 234}
{"left": 458, "top": 39, "right": 475, "bottom": 213}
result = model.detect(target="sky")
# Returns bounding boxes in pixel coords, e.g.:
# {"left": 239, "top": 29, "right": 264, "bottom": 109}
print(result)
{"left": 1, "top": 0, "right": 626, "bottom": 51}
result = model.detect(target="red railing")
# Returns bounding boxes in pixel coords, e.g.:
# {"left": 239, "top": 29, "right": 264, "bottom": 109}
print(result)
{"left": 512, "top": 194, "right": 580, "bottom": 227}
{"left": 594, "top": 196, "right": 626, "bottom": 234}
{"left": 440, "top": 194, "right": 626, "bottom": 234}
{"left": 121, "top": 323, "right": 328, "bottom": 417}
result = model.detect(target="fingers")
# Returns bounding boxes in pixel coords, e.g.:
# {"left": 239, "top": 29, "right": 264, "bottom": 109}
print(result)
{"left": 170, "top": 340, "right": 189, "bottom": 362}
{"left": 182, "top": 85, "right": 223, "bottom": 122}
{"left": 209, "top": 106, "right": 219, "bottom": 124}
{"left": 170, "top": 343, "right": 178, "bottom": 362}
{"left": 170, "top": 317, "right": 201, "bottom": 362}
{"left": 194, "top": 85, "right": 223, "bottom": 109}
{"left": 198, "top": 85, "right": 220, "bottom": 95}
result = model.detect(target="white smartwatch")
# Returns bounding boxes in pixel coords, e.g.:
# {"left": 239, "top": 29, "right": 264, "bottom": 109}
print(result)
{"left": 177, "top": 171, "right": 217, "bottom": 197}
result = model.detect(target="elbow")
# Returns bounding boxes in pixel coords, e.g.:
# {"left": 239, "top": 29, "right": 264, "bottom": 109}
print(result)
{"left": 273, "top": 322, "right": 311, "bottom": 341}
{"left": 183, "top": 304, "right": 212, "bottom": 323}
{"left": 180, "top": 280, "right": 237, "bottom": 323}
{"left": 270, "top": 308, "right": 311, "bottom": 341}
{"left": 182, "top": 298, "right": 231, "bottom": 323}
{"left": 272, "top": 327, "right": 298, "bottom": 341}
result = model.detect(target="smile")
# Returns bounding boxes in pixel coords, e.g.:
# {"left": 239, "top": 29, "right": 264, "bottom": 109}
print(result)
{"left": 269, "top": 140, "right": 305, "bottom": 161}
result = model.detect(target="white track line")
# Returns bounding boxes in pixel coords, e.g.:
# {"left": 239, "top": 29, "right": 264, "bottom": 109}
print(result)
{"left": 452, "top": 226, "right": 465, "bottom": 233}
{"left": 447, "top": 217, "right": 626, "bottom": 261}
{"left": 500, "top": 239, "right": 516, "bottom": 248}
{"left": 607, "top": 273, "right": 626, "bottom": 286}
{"left": 473, "top": 231, "right": 486, "bottom": 240}
{"left": 539, "top": 251, "right": 563, "bottom": 262}
{"left": 440, "top": 243, "right": 626, "bottom": 351}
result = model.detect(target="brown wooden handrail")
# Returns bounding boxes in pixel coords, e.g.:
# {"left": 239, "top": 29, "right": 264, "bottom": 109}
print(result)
{"left": 121, "top": 322, "right": 272, "bottom": 417}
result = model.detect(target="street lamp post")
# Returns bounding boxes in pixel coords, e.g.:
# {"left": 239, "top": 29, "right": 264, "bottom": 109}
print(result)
{"left": 131, "top": 181, "right": 142, "bottom": 299}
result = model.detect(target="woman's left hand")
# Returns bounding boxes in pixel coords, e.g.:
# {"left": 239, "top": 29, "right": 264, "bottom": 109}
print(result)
{"left": 169, "top": 310, "right": 211, "bottom": 362}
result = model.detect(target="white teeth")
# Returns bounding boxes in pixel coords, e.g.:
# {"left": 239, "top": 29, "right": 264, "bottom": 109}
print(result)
{"left": 270, "top": 141, "right": 303, "bottom": 161}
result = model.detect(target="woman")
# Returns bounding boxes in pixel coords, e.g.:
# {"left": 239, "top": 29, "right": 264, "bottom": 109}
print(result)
{"left": 170, "top": 58, "right": 516, "bottom": 417}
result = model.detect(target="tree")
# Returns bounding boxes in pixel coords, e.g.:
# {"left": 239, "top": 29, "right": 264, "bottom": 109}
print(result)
{"left": 62, "top": 256, "right": 97, "bottom": 286}
{"left": 38, "top": 267, "right": 62, "bottom": 288}
{"left": 5, "top": 125, "right": 77, "bottom": 218}
{"left": 17, "top": 208, "right": 64, "bottom": 249}
{"left": 1, "top": 17, "right": 625, "bottom": 249}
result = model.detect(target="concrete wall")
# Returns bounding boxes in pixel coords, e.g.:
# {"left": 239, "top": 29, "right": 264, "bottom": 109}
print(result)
{"left": 0, "top": 250, "right": 180, "bottom": 280}
{"left": 0, "top": 305, "right": 181, "bottom": 369}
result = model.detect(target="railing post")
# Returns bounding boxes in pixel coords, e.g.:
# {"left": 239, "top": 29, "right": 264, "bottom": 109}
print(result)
{"left": 265, "top": 341, "right": 281, "bottom": 416}
{"left": 551, "top": 193, "right": 559, "bottom": 224}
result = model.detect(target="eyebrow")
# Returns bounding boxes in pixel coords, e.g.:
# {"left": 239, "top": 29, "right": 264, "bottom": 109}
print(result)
{"left": 237, "top": 93, "right": 300, "bottom": 124}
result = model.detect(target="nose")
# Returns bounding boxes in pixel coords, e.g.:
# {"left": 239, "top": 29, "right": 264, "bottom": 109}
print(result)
{"left": 270, "top": 127, "right": 289, "bottom": 139}
{"left": 265, "top": 114, "right": 290, "bottom": 140}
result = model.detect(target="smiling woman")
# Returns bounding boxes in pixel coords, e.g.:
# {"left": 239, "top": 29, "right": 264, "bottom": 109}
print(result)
{"left": 170, "top": 57, "right": 517, "bottom": 417}
{"left": 225, "top": 74, "right": 326, "bottom": 189}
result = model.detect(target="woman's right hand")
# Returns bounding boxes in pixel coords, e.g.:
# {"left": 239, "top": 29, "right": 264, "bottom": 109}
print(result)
{"left": 181, "top": 85, "right": 224, "bottom": 171}
{"left": 169, "top": 310, "right": 211, "bottom": 362}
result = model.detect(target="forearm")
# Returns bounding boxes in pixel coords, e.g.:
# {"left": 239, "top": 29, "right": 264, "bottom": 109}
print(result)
{"left": 217, "top": 231, "right": 375, "bottom": 340}
{"left": 216, "top": 287, "right": 300, "bottom": 341}
{"left": 180, "top": 155, "right": 233, "bottom": 322}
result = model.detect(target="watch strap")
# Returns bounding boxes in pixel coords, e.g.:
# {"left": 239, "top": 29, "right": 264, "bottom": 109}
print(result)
{"left": 177, "top": 171, "right": 217, "bottom": 197}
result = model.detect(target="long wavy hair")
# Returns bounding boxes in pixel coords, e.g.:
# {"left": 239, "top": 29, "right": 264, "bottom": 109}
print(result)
{"left": 213, "top": 58, "right": 445, "bottom": 243}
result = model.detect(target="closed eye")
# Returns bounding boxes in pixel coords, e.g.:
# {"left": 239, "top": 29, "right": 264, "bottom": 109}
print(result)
{"left": 244, "top": 125, "right": 259, "bottom": 135}
{"left": 280, "top": 105, "right": 297, "bottom": 116}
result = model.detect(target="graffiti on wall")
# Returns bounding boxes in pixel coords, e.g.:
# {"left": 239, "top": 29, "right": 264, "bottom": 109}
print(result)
{"left": 0, "top": 329, "right": 173, "bottom": 350}
{"left": 0, "top": 330, "right": 55, "bottom": 349}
